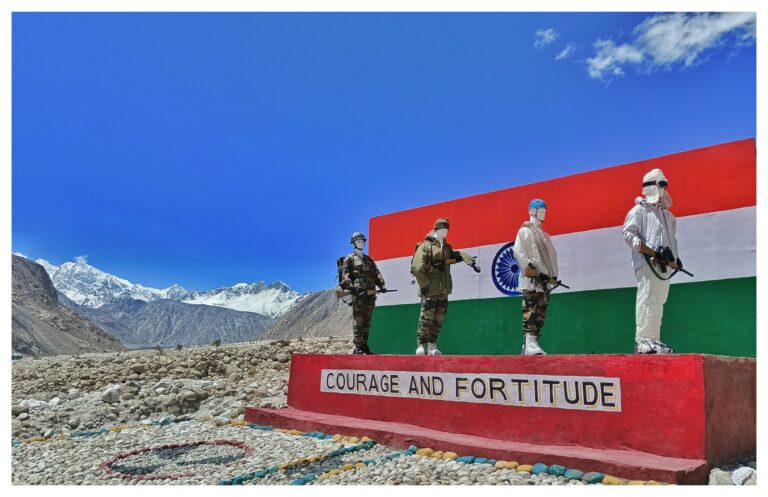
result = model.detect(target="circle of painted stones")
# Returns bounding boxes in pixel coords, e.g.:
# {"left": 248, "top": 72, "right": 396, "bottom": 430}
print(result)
{"left": 101, "top": 440, "right": 253, "bottom": 481}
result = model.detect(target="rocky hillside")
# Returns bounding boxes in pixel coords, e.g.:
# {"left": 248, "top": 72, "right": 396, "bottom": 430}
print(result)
{"left": 63, "top": 297, "right": 274, "bottom": 347}
{"left": 260, "top": 289, "right": 352, "bottom": 340}
{"left": 12, "top": 255, "right": 124, "bottom": 356}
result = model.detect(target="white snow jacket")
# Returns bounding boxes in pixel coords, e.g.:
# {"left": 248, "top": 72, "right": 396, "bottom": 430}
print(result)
{"left": 622, "top": 196, "right": 679, "bottom": 272}
{"left": 513, "top": 218, "right": 559, "bottom": 292}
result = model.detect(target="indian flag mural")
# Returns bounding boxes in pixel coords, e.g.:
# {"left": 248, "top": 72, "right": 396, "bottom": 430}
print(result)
{"left": 367, "top": 139, "right": 756, "bottom": 357}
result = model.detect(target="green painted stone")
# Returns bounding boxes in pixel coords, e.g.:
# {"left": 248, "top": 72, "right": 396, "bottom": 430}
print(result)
{"left": 564, "top": 469, "right": 584, "bottom": 480}
{"left": 549, "top": 465, "right": 567, "bottom": 476}
{"left": 582, "top": 472, "right": 605, "bottom": 484}
{"left": 532, "top": 463, "right": 549, "bottom": 475}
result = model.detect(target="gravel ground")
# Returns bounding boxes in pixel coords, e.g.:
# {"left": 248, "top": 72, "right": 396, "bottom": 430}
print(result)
{"left": 11, "top": 337, "right": 757, "bottom": 485}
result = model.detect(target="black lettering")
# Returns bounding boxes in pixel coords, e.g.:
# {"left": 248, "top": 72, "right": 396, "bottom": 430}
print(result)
{"left": 357, "top": 373, "right": 366, "bottom": 391}
{"left": 543, "top": 380, "right": 559, "bottom": 404}
{"left": 325, "top": 373, "right": 334, "bottom": 390}
{"left": 564, "top": 381, "right": 581, "bottom": 404}
{"left": 600, "top": 382, "right": 616, "bottom": 408}
{"left": 533, "top": 379, "right": 540, "bottom": 403}
{"left": 433, "top": 377, "right": 444, "bottom": 396}
{"left": 419, "top": 376, "right": 431, "bottom": 395}
{"left": 471, "top": 378, "right": 486, "bottom": 399}
{"left": 391, "top": 375, "right": 400, "bottom": 394}
{"left": 509, "top": 379, "right": 527, "bottom": 402}
{"left": 409, "top": 376, "right": 419, "bottom": 395}
{"left": 369, "top": 374, "right": 379, "bottom": 392}
{"left": 582, "top": 382, "right": 598, "bottom": 406}
{"left": 489, "top": 378, "right": 508, "bottom": 401}
{"left": 455, "top": 378, "right": 468, "bottom": 397}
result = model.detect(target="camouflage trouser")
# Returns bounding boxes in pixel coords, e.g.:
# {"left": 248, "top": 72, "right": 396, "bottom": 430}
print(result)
{"left": 522, "top": 290, "right": 549, "bottom": 338}
{"left": 352, "top": 295, "right": 376, "bottom": 348}
{"left": 417, "top": 296, "right": 449, "bottom": 345}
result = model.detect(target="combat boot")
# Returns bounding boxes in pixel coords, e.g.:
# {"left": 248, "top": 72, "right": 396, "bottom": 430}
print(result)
{"left": 415, "top": 344, "right": 426, "bottom": 355}
{"left": 362, "top": 345, "right": 374, "bottom": 355}
{"left": 427, "top": 343, "right": 442, "bottom": 356}
{"left": 352, "top": 347, "right": 365, "bottom": 355}
{"left": 522, "top": 333, "right": 546, "bottom": 355}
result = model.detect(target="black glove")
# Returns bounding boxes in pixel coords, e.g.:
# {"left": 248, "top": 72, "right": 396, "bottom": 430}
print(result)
{"left": 676, "top": 258, "right": 683, "bottom": 269}
{"left": 538, "top": 273, "right": 550, "bottom": 284}
{"left": 471, "top": 263, "right": 481, "bottom": 273}
{"left": 420, "top": 286, "right": 430, "bottom": 297}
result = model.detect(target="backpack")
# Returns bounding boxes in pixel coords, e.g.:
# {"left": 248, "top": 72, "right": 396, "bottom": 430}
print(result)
{"left": 336, "top": 256, "right": 347, "bottom": 286}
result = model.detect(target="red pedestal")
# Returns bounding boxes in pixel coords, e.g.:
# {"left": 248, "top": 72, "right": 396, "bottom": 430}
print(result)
{"left": 246, "top": 354, "right": 755, "bottom": 484}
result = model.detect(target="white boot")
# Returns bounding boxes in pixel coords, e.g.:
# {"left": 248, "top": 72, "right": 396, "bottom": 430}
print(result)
{"left": 415, "top": 344, "right": 426, "bottom": 355}
{"left": 522, "top": 333, "right": 546, "bottom": 355}
{"left": 427, "top": 343, "right": 442, "bottom": 356}
{"left": 634, "top": 339, "right": 674, "bottom": 354}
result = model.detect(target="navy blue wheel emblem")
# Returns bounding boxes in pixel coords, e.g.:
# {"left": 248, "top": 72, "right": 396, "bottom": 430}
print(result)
{"left": 492, "top": 242, "right": 521, "bottom": 296}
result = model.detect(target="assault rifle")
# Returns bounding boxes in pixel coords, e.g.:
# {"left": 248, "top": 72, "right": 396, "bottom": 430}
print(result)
{"left": 444, "top": 255, "right": 482, "bottom": 273}
{"left": 647, "top": 246, "right": 694, "bottom": 278}
{"left": 334, "top": 289, "right": 398, "bottom": 298}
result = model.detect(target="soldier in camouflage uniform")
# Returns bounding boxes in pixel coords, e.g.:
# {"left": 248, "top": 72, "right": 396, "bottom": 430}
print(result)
{"left": 340, "top": 232, "right": 386, "bottom": 354}
{"left": 411, "top": 218, "right": 481, "bottom": 355}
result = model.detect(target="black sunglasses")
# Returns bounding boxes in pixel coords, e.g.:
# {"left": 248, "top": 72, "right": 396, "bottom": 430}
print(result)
{"left": 643, "top": 180, "right": 668, "bottom": 188}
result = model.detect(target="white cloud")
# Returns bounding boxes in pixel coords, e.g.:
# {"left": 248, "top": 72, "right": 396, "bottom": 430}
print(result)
{"left": 587, "top": 39, "right": 644, "bottom": 79}
{"left": 534, "top": 28, "right": 559, "bottom": 48}
{"left": 555, "top": 42, "right": 576, "bottom": 60}
{"left": 74, "top": 255, "right": 89, "bottom": 264}
{"left": 586, "top": 12, "right": 756, "bottom": 80}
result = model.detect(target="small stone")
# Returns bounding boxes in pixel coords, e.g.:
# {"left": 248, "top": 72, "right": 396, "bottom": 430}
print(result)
{"left": 564, "top": 469, "right": 584, "bottom": 480}
{"left": 732, "top": 467, "right": 754, "bottom": 485}
{"left": 443, "top": 452, "right": 458, "bottom": 460}
{"left": 12, "top": 405, "right": 29, "bottom": 416}
{"left": 581, "top": 472, "right": 605, "bottom": 484}
{"left": 48, "top": 397, "right": 61, "bottom": 406}
{"left": 415, "top": 448, "right": 433, "bottom": 457}
{"left": 68, "top": 418, "right": 80, "bottom": 429}
{"left": 548, "top": 464, "right": 566, "bottom": 476}
{"left": 101, "top": 386, "right": 121, "bottom": 404}
{"left": 627, "top": 480, "right": 647, "bottom": 485}
{"left": 130, "top": 364, "right": 146, "bottom": 374}
{"left": 517, "top": 465, "right": 534, "bottom": 473}
{"left": 602, "top": 475, "right": 627, "bottom": 485}
{"left": 182, "top": 390, "right": 198, "bottom": 401}
{"left": 18, "top": 413, "right": 29, "bottom": 421}
{"left": 532, "top": 463, "right": 549, "bottom": 475}
{"left": 276, "top": 352, "right": 290, "bottom": 363}
{"left": 709, "top": 469, "right": 734, "bottom": 485}
{"left": 456, "top": 456, "right": 475, "bottom": 463}
{"left": 431, "top": 451, "right": 444, "bottom": 459}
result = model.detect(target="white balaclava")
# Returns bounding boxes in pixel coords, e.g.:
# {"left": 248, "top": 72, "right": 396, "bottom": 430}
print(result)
{"left": 642, "top": 168, "right": 673, "bottom": 208}
{"left": 528, "top": 208, "right": 546, "bottom": 224}
{"left": 435, "top": 228, "right": 448, "bottom": 241}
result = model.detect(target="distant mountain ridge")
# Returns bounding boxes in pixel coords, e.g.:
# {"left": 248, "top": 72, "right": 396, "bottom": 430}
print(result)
{"left": 260, "top": 289, "right": 352, "bottom": 341}
{"left": 37, "top": 257, "right": 302, "bottom": 317}
{"left": 12, "top": 255, "right": 124, "bottom": 356}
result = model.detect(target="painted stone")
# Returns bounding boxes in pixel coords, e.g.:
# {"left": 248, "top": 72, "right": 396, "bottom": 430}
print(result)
{"left": 517, "top": 465, "right": 534, "bottom": 473}
{"left": 581, "top": 472, "right": 605, "bottom": 484}
{"left": 532, "top": 463, "right": 549, "bottom": 475}
{"left": 563, "top": 469, "right": 584, "bottom": 480}
{"left": 548, "top": 465, "right": 566, "bottom": 476}
{"left": 602, "top": 475, "right": 627, "bottom": 485}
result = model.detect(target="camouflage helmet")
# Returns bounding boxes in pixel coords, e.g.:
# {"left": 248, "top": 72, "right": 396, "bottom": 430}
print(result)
{"left": 350, "top": 232, "right": 367, "bottom": 244}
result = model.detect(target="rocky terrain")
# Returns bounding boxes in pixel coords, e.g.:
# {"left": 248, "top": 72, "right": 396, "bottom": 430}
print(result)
{"left": 260, "top": 289, "right": 351, "bottom": 340}
{"left": 12, "top": 254, "right": 124, "bottom": 356}
{"left": 11, "top": 337, "right": 756, "bottom": 486}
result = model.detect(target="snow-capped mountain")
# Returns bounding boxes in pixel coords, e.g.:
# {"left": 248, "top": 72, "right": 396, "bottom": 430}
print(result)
{"left": 180, "top": 282, "right": 301, "bottom": 318}
{"left": 35, "top": 257, "right": 301, "bottom": 317}
{"left": 36, "top": 258, "right": 189, "bottom": 308}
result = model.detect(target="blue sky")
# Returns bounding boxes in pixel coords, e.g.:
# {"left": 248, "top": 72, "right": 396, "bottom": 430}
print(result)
{"left": 12, "top": 12, "right": 755, "bottom": 293}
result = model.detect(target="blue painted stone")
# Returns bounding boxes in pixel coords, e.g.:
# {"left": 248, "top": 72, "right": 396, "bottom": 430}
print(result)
{"left": 218, "top": 480, "right": 232, "bottom": 485}
{"left": 304, "top": 474, "right": 317, "bottom": 482}
{"left": 265, "top": 466, "right": 278, "bottom": 473}
{"left": 474, "top": 458, "right": 489, "bottom": 464}
{"left": 364, "top": 460, "right": 375, "bottom": 465}
{"left": 581, "top": 472, "right": 605, "bottom": 484}
{"left": 254, "top": 470, "right": 266, "bottom": 478}
{"left": 232, "top": 476, "right": 245, "bottom": 485}
{"left": 323, "top": 434, "right": 333, "bottom": 439}
{"left": 456, "top": 456, "right": 475, "bottom": 463}
{"left": 487, "top": 460, "right": 497, "bottom": 465}
{"left": 532, "top": 463, "right": 549, "bottom": 475}
{"left": 549, "top": 465, "right": 567, "bottom": 476}
{"left": 290, "top": 479, "right": 306, "bottom": 485}
{"left": 407, "top": 445, "right": 418, "bottom": 453}
{"left": 564, "top": 469, "right": 584, "bottom": 480}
